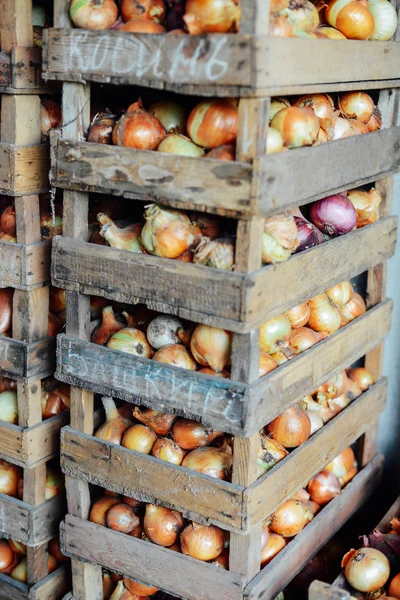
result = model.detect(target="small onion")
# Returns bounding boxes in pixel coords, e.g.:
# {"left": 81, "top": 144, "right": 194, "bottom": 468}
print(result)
{"left": 112, "top": 100, "right": 166, "bottom": 150}
{"left": 260, "top": 315, "right": 292, "bottom": 354}
{"left": 258, "top": 436, "right": 289, "bottom": 475}
{"left": 310, "top": 195, "right": 357, "bottom": 236}
{"left": 106, "top": 503, "right": 140, "bottom": 533}
{"left": 88, "top": 113, "right": 116, "bottom": 145}
{"left": 181, "top": 522, "right": 225, "bottom": 561}
{"left": 89, "top": 496, "right": 120, "bottom": 526}
{"left": 149, "top": 101, "right": 186, "bottom": 134}
{"left": 153, "top": 344, "right": 197, "bottom": 370}
{"left": 0, "top": 460, "right": 21, "bottom": 497}
{"left": 343, "top": 548, "right": 390, "bottom": 592}
{"left": 183, "top": 0, "right": 240, "bottom": 34}
{"left": 107, "top": 328, "right": 152, "bottom": 358}
{"left": 92, "top": 306, "right": 125, "bottom": 346}
{"left": 187, "top": 99, "right": 238, "bottom": 149}
{"left": 0, "top": 540, "right": 14, "bottom": 571}
{"left": 122, "top": 424, "right": 157, "bottom": 454}
{"left": 269, "top": 500, "right": 307, "bottom": 537}
{"left": 144, "top": 504, "right": 185, "bottom": 547}
{"left": 349, "top": 119, "right": 369, "bottom": 136}
{"left": 271, "top": 106, "right": 319, "bottom": 148}
{"left": 261, "top": 533, "right": 286, "bottom": 567}
{"left": 152, "top": 438, "right": 185, "bottom": 465}
{"left": 307, "top": 469, "right": 341, "bottom": 505}
{"left": 366, "top": 107, "right": 382, "bottom": 132}
{"left": 190, "top": 324, "right": 231, "bottom": 372}
{"left": 158, "top": 134, "right": 205, "bottom": 157}
{"left": 326, "top": 0, "right": 374, "bottom": 39}
{"left": 266, "top": 405, "right": 311, "bottom": 448}
{"left": 147, "top": 315, "right": 184, "bottom": 350}
{"left": 285, "top": 302, "right": 310, "bottom": 328}
{"left": 172, "top": 419, "right": 223, "bottom": 450}
{"left": 347, "top": 367, "right": 374, "bottom": 391}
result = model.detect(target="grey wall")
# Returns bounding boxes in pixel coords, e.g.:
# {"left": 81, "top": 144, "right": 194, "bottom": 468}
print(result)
{"left": 378, "top": 172, "right": 400, "bottom": 490}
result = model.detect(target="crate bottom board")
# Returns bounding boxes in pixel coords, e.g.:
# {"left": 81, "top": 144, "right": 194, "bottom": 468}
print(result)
{"left": 61, "top": 455, "right": 382, "bottom": 600}
{"left": 0, "top": 566, "right": 69, "bottom": 600}
{"left": 0, "top": 411, "right": 69, "bottom": 468}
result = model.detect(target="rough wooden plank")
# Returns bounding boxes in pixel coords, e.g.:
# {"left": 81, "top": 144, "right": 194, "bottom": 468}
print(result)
{"left": 0, "top": 143, "right": 49, "bottom": 196}
{"left": 11, "top": 47, "right": 43, "bottom": 90}
{"left": 29, "top": 566, "right": 69, "bottom": 600}
{"left": 255, "top": 127, "right": 400, "bottom": 216}
{"left": 61, "top": 515, "right": 246, "bottom": 600}
{"left": 0, "top": 0, "right": 33, "bottom": 52}
{"left": 0, "top": 336, "right": 55, "bottom": 380}
{"left": 0, "top": 240, "right": 50, "bottom": 289}
{"left": 0, "top": 573, "right": 28, "bottom": 600}
{"left": 247, "top": 300, "right": 393, "bottom": 433}
{"left": 0, "top": 51, "right": 11, "bottom": 87}
{"left": 51, "top": 216, "right": 397, "bottom": 332}
{"left": 56, "top": 334, "right": 246, "bottom": 435}
{"left": 61, "top": 427, "right": 244, "bottom": 531}
{"left": 52, "top": 138, "right": 252, "bottom": 218}
{"left": 245, "top": 456, "right": 383, "bottom": 600}
{"left": 1, "top": 96, "right": 41, "bottom": 145}
{"left": 247, "top": 379, "right": 387, "bottom": 525}
{"left": 309, "top": 581, "right": 355, "bottom": 600}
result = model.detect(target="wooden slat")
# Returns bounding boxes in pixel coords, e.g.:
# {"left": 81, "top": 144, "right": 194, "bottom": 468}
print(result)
{"left": 51, "top": 216, "right": 397, "bottom": 332}
{"left": 11, "top": 46, "right": 43, "bottom": 90}
{"left": 245, "top": 456, "right": 383, "bottom": 600}
{"left": 0, "top": 411, "right": 68, "bottom": 467}
{"left": 29, "top": 566, "right": 69, "bottom": 600}
{"left": 61, "top": 514, "right": 246, "bottom": 600}
{"left": 56, "top": 300, "right": 392, "bottom": 436}
{"left": 0, "top": 573, "right": 28, "bottom": 600}
{"left": 43, "top": 30, "right": 400, "bottom": 96}
{"left": 309, "top": 582, "right": 353, "bottom": 600}
{"left": 0, "top": 240, "right": 50, "bottom": 289}
{"left": 0, "top": 336, "right": 55, "bottom": 380}
{"left": 0, "top": 493, "right": 65, "bottom": 545}
{"left": 247, "top": 379, "right": 387, "bottom": 525}
{"left": 0, "top": 143, "right": 49, "bottom": 196}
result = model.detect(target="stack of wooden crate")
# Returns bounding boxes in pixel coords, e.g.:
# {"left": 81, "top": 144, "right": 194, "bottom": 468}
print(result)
{"left": 0, "top": 1, "right": 68, "bottom": 598}
{"left": 43, "top": 1, "right": 400, "bottom": 598}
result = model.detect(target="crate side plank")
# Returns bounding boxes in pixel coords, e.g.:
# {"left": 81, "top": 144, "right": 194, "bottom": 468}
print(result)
{"left": 14, "top": 144, "right": 50, "bottom": 195}
{"left": 29, "top": 566, "right": 69, "bottom": 600}
{"left": 309, "top": 582, "right": 353, "bottom": 600}
{"left": 245, "top": 456, "right": 383, "bottom": 600}
{"left": 247, "top": 380, "right": 387, "bottom": 525}
{"left": 29, "top": 495, "right": 67, "bottom": 545}
{"left": 0, "top": 573, "right": 28, "bottom": 600}
{"left": 0, "top": 240, "right": 50, "bottom": 289}
{"left": 247, "top": 300, "right": 393, "bottom": 431}
{"left": 56, "top": 334, "right": 247, "bottom": 434}
{"left": 0, "top": 421, "right": 24, "bottom": 465}
{"left": 60, "top": 427, "right": 244, "bottom": 531}
{"left": 0, "top": 493, "right": 31, "bottom": 543}
{"left": 0, "top": 336, "right": 56, "bottom": 382}
{"left": 53, "top": 139, "right": 253, "bottom": 217}
{"left": 26, "top": 336, "right": 56, "bottom": 379}
{"left": 256, "top": 127, "right": 400, "bottom": 216}
{"left": 61, "top": 515, "right": 246, "bottom": 600}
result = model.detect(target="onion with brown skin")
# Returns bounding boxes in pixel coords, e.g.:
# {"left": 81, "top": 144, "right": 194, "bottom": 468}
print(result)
{"left": 181, "top": 522, "right": 225, "bottom": 561}
{"left": 89, "top": 496, "right": 120, "bottom": 526}
{"left": 122, "top": 424, "right": 157, "bottom": 454}
{"left": 49, "top": 286, "right": 66, "bottom": 313}
{"left": 289, "top": 327, "right": 326, "bottom": 354}
{"left": 0, "top": 460, "right": 22, "bottom": 497}
{"left": 123, "top": 578, "right": 158, "bottom": 596}
{"left": 271, "top": 106, "right": 319, "bottom": 148}
{"left": 285, "top": 302, "right": 310, "bottom": 328}
{"left": 1, "top": 206, "right": 16, "bottom": 236}
{"left": 149, "top": 101, "right": 186, "bottom": 134}
{"left": 308, "top": 293, "right": 342, "bottom": 335}
{"left": 8, "top": 540, "right": 26, "bottom": 556}
{"left": 70, "top": 0, "right": 119, "bottom": 30}
{"left": 95, "top": 397, "right": 133, "bottom": 445}
{"left": 269, "top": 500, "right": 307, "bottom": 537}
{"left": 266, "top": 405, "right": 311, "bottom": 448}
{"left": 144, "top": 504, "right": 185, "bottom": 547}
{"left": 106, "top": 503, "right": 140, "bottom": 533}
{"left": 112, "top": 100, "right": 166, "bottom": 150}
{"left": 326, "top": 0, "right": 374, "bottom": 39}
{"left": 347, "top": 367, "right": 374, "bottom": 391}
{"left": 48, "top": 312, "right": 63, "bottom": 336}
{"left": 153, "top": 344, "right": 197, "bottom": 369}
{"left": 88, "top": 113, "right": 117, "bottom": 144}
{"left": 11, "top": 554, "right": 57, "bottom": 584}
{"left": 187, "top": 99, "right": 238, "bottom": 149}
{"left": 119, "top": 17, "right": 166, "bottom": 31}
{"left": 152, "top": 437, "right": 185, "bottom": 465}
{"left": 205, "top": 145, "right": 236, "bottom": 161}
{"left": 0, "top": 540, "right": 15, "bottom": 571}
{"left": 0, "top": 289, "right": 13, "bottom": 334}
{"left": 49, "top": 537, "right": 68, "bottom": 563}
{"left": 121, "top": 0, "right": 166, "bottom": 22}
{"left": 325, "top": 447, "right": 357, "bottom": 480}
{"left": 341, "top": 292, "right": 366, "bottom": 322}
{"left": 259, "top": 352, "right": 278, "bottom": 377}
{"left": 40, "top": 100, "right": 62, "bottom": 139}
{"left": 183, "top": 0, "right": 240, "bottom": 34}
{"left": 133, "top": 406, "right": 177, "bottom": 435}
{"left": 347, "top": 187, "right": 382, "bottom": 227}
{"left": 141, "top": 204, "right": 196, "bottom": 259}
{"left": 182, "top": 445, "right": 233, "bottom": 480}
{"left": 326, "top": 281, "right": 354, "bottom": 307}
{"left": 41, "top": 388, "right": 70, "bottom": 419}
{"left": 339, "top": 92, "right": 375, "bottom": 124}
{"left": 172, "top": 419, "right": 223, "bottom": 450}
{"left": 260, "top": 533, "right": 286, "bottom": 567}
{"left": 307, "top": 469, "right": 341, "bottom": 505}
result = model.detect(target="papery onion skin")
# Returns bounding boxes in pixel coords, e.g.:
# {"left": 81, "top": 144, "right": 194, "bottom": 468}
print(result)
{"left": 325, "top": 447, "right": 357, "bottom": 479}
{"left": 205, "top": 145, "right": 236, "bottom": 160}
{"left": 158, "top": 134, "right": 205, "bottom": 157}
{"left": 1, "top": 206, "right": 16, "bottom": 236}
{"left": 294, "top": 217, "right": 324, "bottom": 252}
{"left": 281, "top": 0, "right": 319, "bottom": 32}
{"left": 149, "top": 100, "right": 186, "bottom": 134}
{"left": 193, "top": 237, "right": 234, "bottom": 271}
{"left": 324, "top": 115, "right": 354, "bottom": 141}
{"left": 307, "top": 469, "right": 341, "bottom": 505}
{"left": 40, "top": 100, "right": 62, "bottom": 139}
{"left": 289, "top": 327, "right": 326, "bottom": 354}
{"left": 133, "top": 406, "right": 177, "bottom": 435}
{"left": 152, "top": 438, "right": 185, "bottom": 465}
{"left": 119, "top": 17, "right": 166, "bottom": 31}
{"left": 144, "top": 504, "right": 185, "bottom": 547}
{"left": 172, "top": 419, "right": 223, "bottom": 450}
{"left": 0, "top": 460, "right": 22, "bottom": 497}
{"left": 339, "top": 92, "right": 375, "bottom": 124}
{"left": 183, "top": 0, "right": 240, "bottom": 34}
{"left": 121, "top": 0, "right": 166, "bottom": 23}
{"left": 89, "top": 496, "right": 120, "bottom": 526}
{"left": 266, "top": 405, "right": 311, "bottom": 448}
{"left": 269, "top": 98, "right": 291, "bottom": 122}
{"left": 267, "top": 127, "right": 284, "bottom": 154}
{"left": 182, "top": 445, "right": 233, "bottom": 480}
{"left": 269, "top": 500, "right": 307, "bottom": 537}
{"left": 259, "top": 352, "right": 278, "bottom": 377}
{"left": 326, "top": 281, "right": 353, "bottom": 307}
{"left": 368, "top": 0, "right": 398, "bottom": 40}
{"left": 106, "top": 503, "right": 140, "bottom": 533}
{"left": 92, "top": 306, "right": 125, "bottom": 345}
{"left": 269, "top": 14, "right": 295, "bottom": 36}
{"left": 366, "top": 107, "right": 382, "bottom": 132}
{"left": 271, "top": 106, "right": 320, "bottom": 148}
{"left": 341, "top": 292, "right": 366, "bottom": 322}
{"left": 0, "top": 390, "right": 18, "bottom": 424}
{"left": 187, "top": 99, "right": 238, "bottom": 149}
{"left": 141, "top": 204, "right": 195, "bottom": 259}
{"left": 112, "top": 100, "right": 166, "bottom": 150}
{"left": 88, "top": 113, "right": 116, "bottom": 145}
{"left": 343, "top": 548, "right": 390, "bottom": 592}
{"left": 0, "top": 289, "right": 13, "bottom": 334}
{"left": 326, "top": 0, "right": 374, "bottom": 39}
{"left": 286, "top": 303, "right": 310, "bottom": 328}
{"left": 260, "top": 315, "right": 292, "bottom": 354}
{"left": 147, "top": 315, "right": 184, "bottom": 350}
{"left": 295, "top": 94, "right": 335, "bottom": 121}
{"left": 347, "top": 367, "right": 374, "bottom": 391}
{"left": 260, "top": 533, "right": 286, "bottom": 567}
{"left": 307, "top": 410, "right": 325, "bottom": 434}
{"left": 347, "top": 187, "right": 382, "bottom": 227}
{"left": 153, "top": 344, "right": 197, "bottom": 370}
{"left": 122, "top": 424, "right": 157, "bottom": 454}
{"left": 181, "top": 522, "right": 225, "bottom": 561}
{"left": 308, "top": 293, "right": 342, "bottom": 335}
{"left": 310, "top": 195, "right": 357, "bottom": 236}
{"left": 0, "top": 540, "right": 15, "bottom": 570}
{"left": 123, "top": 577, "right": 159, "bottom": 596}
{"left": 190, "top": 324, "right": 231, "bottom": 372}
{"left": 107, "top": 328, "right": 152, "bottom": 358}
{"left": 315, "top": 25, "right": 347, "bottom": 37}
{"left": 70, "top": 0, "right": 118, "bottom": 30}
{"left": 388, "top": 572, "right": 400, "bottom": 597}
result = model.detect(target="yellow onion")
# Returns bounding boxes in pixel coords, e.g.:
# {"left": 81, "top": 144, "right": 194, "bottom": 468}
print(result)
{"left": 153, "top": 344, "right": 197, "bottom": 370}
{"left": 152, "top": 438, "right": 185, "bottom": 465}
{"left": 368, "top": 0, "right": 398, "bottom": 39}
{"left": 266, "top": 405, "right": 311, "bottom": 448}
{"left": 107, "top": 328, "right": 152, "bottom": 359}
{"left": 269, "top": 98, "right": 291, "bottom": 122}
{"left": 347, "top": 367, "right": 374, "bottom": 391}
{"left": 326, "top": 0, "right": 374, "bottom": 38}
{"left": 193, "top": 237, "right": 235, "bottom": 271}
{"left": 181, "top": 522, "right": 225, "bottom": 561}
{"left": 315, "top": 370, "right": 350, "bottom": 401}
{"left": 149, "top": 101, "right": 186, "bottom": 134}
{"left": 258, "top": 436, "right": 289, "bottom": 475}
{"left": 0, "top": 460, "right": 21, "bottom": 497}
{"left": 308, "top": 469, "right": 341, "bottom": 505}
{"left": 307, "top": 410, "right": 324, "bottom": 434}
{"left": 121, "top": 0, "right": 166, "bottom": 23}
{"left": 97, "top": 214, "right": 143, "bottom": 253}
{"left": 141, "top": 204, "right": 195, "bottom": 259}
{"left": 44, "top": 469, "right": 64, "bottom": 500}
{"left": 144, "top": 504, "right": 185, "bottom": 547}
{"left": 92, "top": 305, "right": 125, "bottom": 346}
{"left": 348, "top": 120, "right": 369, "bottom": 136}
{"left": 122, "top": 424, "right": 157, "bottom": 454}
{"left": 339, "top": 92, "right": 375, "bottom": 124}
{"left": 190, "top": 325, "right": 231, "bottom": 372}
{"left": 172, "top": 419, "right": 223, "bottom": 450}
{"left": 112, "top": 100, "right": 166, "bottom": 150}
{"left": 133, "top": 406, "right": 176, "bottom": 435}
{"left": 158, "top": 134, "right": 205, "bottom": 157}
{"left": 40, "top": 99, "right": 62, "bottom": 139}
{"left": 343, "top": 548, "right": 390, "bottom": 592}
{"left": 281, "top": 0, "right": 319, "bottom": 31}
{"left": 70, "top": 0, "right": 118, "bottom": 29}
{"left": 183, "top": 0, "right": 240, "bottom": 34}
{"left": 285, "top": 303, "right": 310, "bottom": 328}
{"left": 341, "top": 292, "right": 366, "bottom": 322}
{"left": 271, "top": 107, "right": 320, "bottom": 148}
{"left": 324, "top": 115, "right": 354, "bottom": 141}
{"left": 326, "top": 281, "right": 353, "bottom": 307}
{"left": 11, "top": 555, "right": 57, "bottom": 584}
{"left": 262, "top": 214, "right": 299, "bottom": 264}
{"left": 347, "top": 188, "right": 382, "bottom": 227}
{"left": 0, "top": 289, "right": 13, "bottom": 335}
{"left": 259, "top": 352, "right": 278, "bottom": 377}
{"left": 315, "top": 25, "right": 347, "bottom": 37}
{"left": 269, "top": 500, "right": 307, "bottom": 537}
{"left": 187, "top": 99, "right": 238, "bottom": 149}
{"left": 205, "top": 145, "right": 236, "bottom": 160}
{"left": 308, "top": 293, "right": 342, "bottom": 334}
{"left": 289, "top": 327, "right": 326, "bottom": 354}
{"left": 88, "top": 113, "right": 117, "bottom": 145}
{"left": 123, "top": 578, "right": 158, "bottom": 596}
{"left": 266, "top": 127, "right": 284, "bottom": 154}
{"left": 0, "top": 391, "right": 18, "bottom": 424}
{"left": 106, "top": 503, "right": 140, "bottom": 534}
{"left": 325, "top": 447, "right": 357, "bottom": 480}
{"left": 366, "top": 107, "right": 382, "bottom": 132}
{"left": 41, "top": 387, "right": 70, "bottom": 419}
{"left": 295, "top": 94, "right": 335, "bottom": 121}
{"left": 182, "top": 445, "right": 233, "bottom": 480}
{"left": 269, "top": 14, "right": 295, "bottom": 36}
{"left": 89, "top": 496, "right": 120, "bottom": 526}
{"left": 109, "top": 580, "right": 134, "bottom": 600}
{"left": 261, "top": 533, "right": 286, "bottom": 567}
{"left": 260, "top": 315, "right": 292, "bottom": 354}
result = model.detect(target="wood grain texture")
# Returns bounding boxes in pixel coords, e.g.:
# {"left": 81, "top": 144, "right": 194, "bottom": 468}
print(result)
{"left": 0, "top": 336, "right": 55, "bottom": 380}
{"left": 0, "top": 143, "right": 49, "bottom": 196}
{"left": 56, "top": 301, "right": 392, "bottom": 436}
{"left": 245, "top": 456, "right": 383, "bottom": 600}
{"left": 0, "top": 573, "right": 28, "bottom": 600}
{"left": 61, "top": 514, "right": 246, "bottom": 600}
{"left": 0, "top": 240, "right": 50, "bottom": 289}
{"left": 0, "top": 411, "right": 68, "bottom": 467}
{"left": 0, "top": 566, "right": 69, "bottom": 600}
{"left": 43, "top": 29, "right": 400, "bottom": 96}
{"left": 51, "top": 216, "right": 397, "bottom": 332}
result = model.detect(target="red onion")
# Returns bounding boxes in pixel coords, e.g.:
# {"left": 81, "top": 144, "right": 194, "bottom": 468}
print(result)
{"left": 294, "top": 217, "right": 324, "bottom": 253}
{"left": 310, "top": 195, "right": 357, "bottom": 236}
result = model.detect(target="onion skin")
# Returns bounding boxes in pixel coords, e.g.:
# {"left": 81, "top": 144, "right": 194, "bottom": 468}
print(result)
{"left": 158, "top": 134, "right": 205, "bottom": 157}
{"left": 266, "top": 405, "right": 311, "bottom": 448}
{"left": 315, "top": 25, "right": 347, "bottom": 37}
{"left": 122, "top": 424, "right": 157, "bottom": 454}
{"left": 146, "top": 315, "right": 184, "bottom": 350}
{"left": 307, "top": 469, "right": 341, "bottom": 505}
{"left": 89, "top": 496, "right": 120, "bottom": 526}
{"left": 269, "top": 98, "right": 291, "bottom": 122}
{"left": 112, "top": 100, "right": 166, "bottom": 150}
{"left": 289, "top": 327, "right": 326, "bottom": 354}
{"left": 182, "top": 445, "right": 233, "bottom": 480}
{"left": 341, "top": 292, "right": 366, "bottom": 322}
{"left": 326, "top": 0, "right": 375, "bottom": 39}
{"left": 0, "top": 390, "right": 18, "bottom": 424}
{"left": 181, "top": 522, "right": 225, "bottom": 561}
{"left": 325, "top": 447, "right": 357, "bottom": 479}
{"left": 347, "top": 187, "right": 382, "bottom": 227}
{"left": 269, "top": 500, "right": 307, "bottom": 537}
{"left": 187, "top": 100, "right": 238, "bottom": 149}
{"left": 1, "top": 206, "right": 16, "bottom": 236}
{"left": 294, "top": 217, "right": 324, "bottom": 253}
{"left": 149, "top": 100, "right": 186, "bottom": 134}
{"left": 347, "top": 367, "right": 374, "bottom": 391}
{"left": 259, "top": 352, "right": 278, "bottom": 377}
{"left": 0, "top": 289, "right": 13, "bottom": 334}
{"left": 40, "top": 99, "right": 62, "bottom": 139}
{"left": 343, "top": 548, "right": 390, "bottom": 592}
{"left": 92, "top": 306, "right": 125, "bottom": 345}
{"left": 133, "top": 406, "right": 176, "bottom": 435}
{"left": 0, "top": 540, "right": 15, "bottom": 571}
{"left": 88, "top": 113, "right": 116, "bottom": 144}
{"left": 152, "top": 437, "right": 185, "bottom": 465}
{"left": 339, "top": 92, "right": 375, "bottom": 124}
{"left": 153, "top": 344, "right": 197, "bottom": 370}
{"left": 260, "top": 533, "right": 286, "bottom": 567}
{"left": 389, "top": 572, "right": 400, "bottom": 597}
{"left": 308, "top": 293, "right": 342, "bottom": 335}
{"left": 271, "top": 106, "right": 319, "bottom": 148}
{"left": 285, "top": 302, "right": 310, "bottom": 328}
{"left": 0, "top": 460, "right": 22, "bottom": 497}
{"left": 205, "top": 145, "right": 236, "bottom": 161}
{"left": 121, "top": 0, "right": 166, "bottom": 23}
{"left": 326, "top": 281, "right": 354, "bottom": 307}
{"left": 172, "top": 419, "right": 223, "bottom": 450}
{"left": 266, "top": 127, "right": 284, "bottom": 154}
{"left": 70, "top": 0, "right": 118, "bottom": 30}
{"left": 141, "top": 204, "right": 195, "bottom": 259}
{"left": 123, "top": 578, "right": 158, "bottom": 596}
{"left": 366, "top": 107, "right": 382, "bottom": 132}
{"left": 183, "top": 0, "right": 240, "bottom": 34}
{"left": 260, "top": 314, "right": 292, "bottom": 354}
{"left": 106, "top": 503, "right": 140, "bottom": 533}
{"left": 95, "top": 397, "right": 133, "bottom": 445}
{"left": 49, "top": 537, "right": 68, "bottom": 563}
{"left": 190, "top": 325, "right": 231, "bottom": 372}
{"left": 295, "top": 94, "right": 335, "bottom": 121}
{"left": 119, "top": 17, "right": 166, "bottom": 31}
{"left": 107, "top": 328, "right": 152, "bottom": 358}
{"left": 310, "top": 195, "right": 357, "bottom": 236}
{"left": 144, "top": 504, "right": 185, "bottom": 547}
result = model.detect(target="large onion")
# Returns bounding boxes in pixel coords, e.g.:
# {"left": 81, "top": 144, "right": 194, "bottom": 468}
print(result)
{"left": 0, "top": 460, "right": 21, "bottom": 497}
{"left": 89, "top": 496, "right": 120, "bottom": 526}
{"left": 310, "top": 195, "right": 357, "bottom": 236}
{"left": 146, "top": 315, "right": 184, "bottom": 350}
{"left": 153, "top": 344, "right": 197, "bottom": 370}
{"left": 326, "top": 281, "right": 353, "bottom": 307}
{"left": 106, "top": 503, "right": 139, "bottom": 533}
{"left": 343, "top": 548, "right": 390, "bottom": 592}
{"left": 295, "top": 94, "right": 335, "bottom": 121}
{"left": 172, "top": 419, "right": 222, "bottom": 450}
{"left": 141, "top": 204, "right": 195, "bottom": 259}
{"left": 158, "top": 134, "right": 205, "bottom": 157}
{"left": 266, "top": 405, "right": 311, "bottom": 448}
{"left": 281, "top": 0, "right": 319, "bottom": 31}
{"left": 122, "top": 424, "right": 157, "bottom": 454}
{"left": 326, "top": 0, "right": 374, "bottom": 39}
{"left": 149, "top": 101, "right": 186, "bottom": 133}
{"left": 183, "top": 0, "right": 240, "bottom": 34}
{"left": 369, "top": 0, "right": 398, "bottom": 39}
{"left": 70, "top": 0, "right": 118, "bottom": 29}
{"left": 144, "top": 504, "right": 185, "bottom": 547}
{"left": 121, "top": 0, "right": 166, "bottom": 22}
{"left": 269, "top": 500, "right": 307, "bottom": 537}
{"left": 260, "top": 315, "right": 292, "bottom": 354}
{"left": 307, "top": 469, "right": 341, "bottom": 505}
{"left": 112, "top": 100, "right": 166, "bottom": 150}
{"left": 271, "top": 107, "right": 319, "bottom": 148}
{"left": 181, "top": 522, "right": 225, "bottom": 561}
{"left": 190, "top": 325, "right": 231, "bottom": 372}
{"left": 0, "top": 391, "right": 18, "bottom": 424}
{"left": 269, "top": 98, "right": 291, "bottom": 122}
{"left": 339, "top": 92, "right": 375, "bottom": 124}
{"left": 187, "top": 100, "right": 238, "bottom": 149}
{"left": 308, "top": 293, "right": 342, "bottom": 335}
{"left": 152, "top": 438, "right": 185, "bottom": 465}
{"left": 107, "top": 328, "right": 152, "bottom": 358}
{"left": 182, "top": 445, "right": 233, "bottom": 480}
{"left": 347, "top": 187, "right": 382, "bottom": 227}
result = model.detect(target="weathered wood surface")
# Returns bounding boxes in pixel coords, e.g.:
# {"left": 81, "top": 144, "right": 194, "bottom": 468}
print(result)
{"left": 0, "top": 46, "right": 46, "bottom": 92}
{"left": 0, "top": 143, "right": 49, "bottom": 196}
{"left": 0, "top": 411, "right": 69, "bottom": 468}
{"left": 51, "top": 129, "right": 400, "bottom": 218}
{"left": 0, "top": 566, "right": 69, "bottom": 600}
{"left": 309, "top": 582, "right": 354, "bottom": 600}
{"left": 61, "top": 514, "right": 246, "bottom": 600}
{"left": 60, "top": 379, "right": 386, "bottom": 532}
{"left": 56, "top": 300, "right": 392, "bottom": 436}
{"left": 51, "top": 216, "right": 397, "bottom": 332}
{"left": 245, "top": 456, "right": 383, "bottom": 600}
{"left": 0, "top": 336, "right": 56, "bottom": 380}
{"left": 43, "top": 29, "right": 400, "bottom": 96}
{"left": 0, "top": 240, "right": 50, "bottom": 289}
{"left": 0, "top": 492, "right": 66, "bottom": 545}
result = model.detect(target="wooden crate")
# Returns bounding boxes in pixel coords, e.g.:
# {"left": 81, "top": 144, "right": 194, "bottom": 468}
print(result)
{"left": 0, "top": 46, "right": 48, "bottom": 94}
{"left": 0, "top": 335, "right": 55, "bottom": 380}
{"left": 0, "top": 566, "right": 69, "bottom": 600}
{"left": 60, "top": 455, "right": 382, "bottom": 600}
{"left": 60, "top": 379, "right": 387, "bottom": 533}
{"left": 0, "top": 143, "right": 49, "bottom": 196}
{"left": 0, "top": 240, "right": 50, "bottom": 290}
